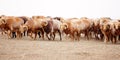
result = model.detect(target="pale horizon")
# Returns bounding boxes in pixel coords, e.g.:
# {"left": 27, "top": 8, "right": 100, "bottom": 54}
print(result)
{"left": 0, "top": 0, "right": 120, "bottom": 19}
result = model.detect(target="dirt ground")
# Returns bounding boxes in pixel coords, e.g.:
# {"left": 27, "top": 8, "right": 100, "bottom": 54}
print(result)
{"left": 0, "top": 34, "right": 120, "bottom": 60}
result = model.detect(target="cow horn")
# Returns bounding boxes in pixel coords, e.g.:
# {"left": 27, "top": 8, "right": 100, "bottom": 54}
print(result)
{"left": 43, "top": 21, "right": 48, "bottom": 26}
{"left": 64, "top": 23, "right": 68, "bottom": 29}
{"left": 1, "top": 19, "right": 6, "bottom": 24}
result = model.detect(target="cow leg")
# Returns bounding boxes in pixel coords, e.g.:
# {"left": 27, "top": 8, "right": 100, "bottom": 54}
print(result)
{"left": 104, "top": 35, "right": 109, "bottom": 43}
{"left": 87, "top": 33, "right": 89, "bottom": 40}
{"left": 58, "top": 30, "right": 62, "bottom": 41}
{"left": 100, "top": 33, "right": 104, "bottom": 40}
{"left": 79, "top": 32, "right": 82, "bottom": 41}
{"left": 85, "top": 32, "right": 88, "bottom": 40}
{"left": 86, "top": 30, "right": 89, "bottom": 40}
{"left": 71, "top": 32, "right": 75, "bottom": 41}
{"left": 1, "top": 31, "right": 4, "bottom": 35}
{"left": 27, "top": 30, "right": 30, "bottom": 36}
{"left": 74, "top": 32, "right": 77, "bottom": 40}
{"left": 19, "top": 30, "right": 23, "bottom": 38}
{"left": 111, "top": 36, "right": 114, "bottom": 43}
{"left": 7, "top": 30, "right": 12, "bottom": 39}
{"left": 23, "top": 31, "right": 26, "bottom": 36}
{"left": 65, "top": 34, "right": 69, "bottom": 40}
{"left": 119, "top": 35, "right": 120, "bottom": 41}
{"left": 96, "top": 31, "right": 100, "bottom": 40}
{"left": 95, "top": 33, "right": 99, "bottom": 40}
{"left": 16, "top": 31, "right": 22, "bottom": 39}
{"left": 41, "top": 31, "right": 44, "bottom": 40}
{"left": 53, "top": 32, "right": 56, "bottom": 40}
{"left": 29, "top": 32, "right": 33, "bottom": 39}
{"left": 15, "top": 32, "right": 17, "bottom": 38}
{"left": 11, "top": 32, "right": 14, "bottom": 38}
{"left": 50, "top": 33, "right": 54, "bottom": 40}
{"left": 70, "top": 34, "right": 73, "bottom": 41}
{"left": 72, "top": 34, "right": 75, "bottom": 41}
{"left": 34, "top": 32, "right": 37, "bottom": 40}
{"left": 16, "top": 31, "right": 18, "bottom": 39}
{"left": 94, "top": 33, "right": 97, "bottom": 39}
{"left": 38, "top": 32, "right": 41, "bottom": 38}
{"left": 20, "top": 32, "right": 22, "bottom": 38}
{"left": 27, "top": 31, "right": 29, "bottom": 36}
{"left": 89, "top": 31, "right": 92, "bottom": 39}
{"left": 112, "top": 36, "right": 117, "bottom": 44}
{"left": 12, "top": 32, "right": 16, "bottom": 38}
{"left": 21, "top": 33, "right": 23, "bottom": 38}
{"left": 46, "top": 33, "right": 50, "bottom": 40}
{"left": 102, "top": 30, "right": 109, "bottom": 43}
{"left": 77, "top": 32, "right": 80, "bottom": 41}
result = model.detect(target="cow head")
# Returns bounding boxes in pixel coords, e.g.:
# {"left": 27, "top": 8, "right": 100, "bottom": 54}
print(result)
{"left": 40, "top": 20, "right": 48, "bottom": 27}
{"left": 114, "top": 22, "right": 120, "bottom": 30}
{"left": 20, "top": 24, "right": 28, "bottom": 33}
{"left": 60, "top": 23, "right": 68, "bottom": 31}
{"left": 101, "top": 23, "right": 111, "bottom": 32}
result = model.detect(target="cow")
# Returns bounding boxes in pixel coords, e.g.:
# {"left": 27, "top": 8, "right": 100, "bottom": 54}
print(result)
{"left": 79, "top": 17, "right": 94, "bottom": 40}
{"left": 18, "top": 16, "right": 31, "bottom": 36}
{"left": 20, "top": 18, "right": 46, "bottom": 40}
{"left": 41, "top": 18, "right": 62, "bottom": 41}
{"left": 100, "top": 17, "right": 113, "bottom": 43}
{"left": 0, "top": 15, "right": 24, "bottom": 39}
{"left": 110, "top": 20, "right": 120, "bottom": 43}
{"left": 60, "top": 17, "right": 93, "bottom": 41}
{"left": 92, "top": 18, "right": 104, "bottom": 40}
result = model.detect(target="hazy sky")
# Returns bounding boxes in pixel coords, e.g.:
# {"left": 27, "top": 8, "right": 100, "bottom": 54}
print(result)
{"left": 0, "top": 0, "right": 120, "bottom": 19}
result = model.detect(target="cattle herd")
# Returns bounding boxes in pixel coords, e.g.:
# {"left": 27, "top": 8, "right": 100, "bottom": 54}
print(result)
{"left": 0, "top": 15, "right": 120, "bottom": 44}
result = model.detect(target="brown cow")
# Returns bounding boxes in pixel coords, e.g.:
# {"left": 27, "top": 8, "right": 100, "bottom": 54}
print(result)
{"left": 110, "top": 20, "right": 120, "bottom": 43}
{"left": 41, "top": 18, "right": 62, "bottom": 41}
{"left": 0, "top": 15, "right": 24, "bottom": 39}
{"left": 100, "top": 17, "right": 113, "bottom": 43}
{"left": 60, "top": 17, "right": 93, "bottom": 41}
{"left": 18, "top": 16, "right": 31, "bottom": 36}
{"left": 20, "top": 16, "right": 48, "bottom": 40}
{"left": 92, "top": 18, "right": 104, "bottom": 40}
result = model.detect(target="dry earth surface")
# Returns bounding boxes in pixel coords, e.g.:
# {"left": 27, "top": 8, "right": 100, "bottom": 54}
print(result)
{"left": 0, "top": 34, "right": 120, "bottom": 60}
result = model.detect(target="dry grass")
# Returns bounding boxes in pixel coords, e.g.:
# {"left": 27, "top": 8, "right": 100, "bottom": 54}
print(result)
{"left": 0, "top": 34, "right": 120, "bottom": 60}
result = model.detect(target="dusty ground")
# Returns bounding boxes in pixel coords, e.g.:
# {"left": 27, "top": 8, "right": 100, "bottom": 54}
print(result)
{"left": 0, "top": 34, "right": 120, "bottom": 60}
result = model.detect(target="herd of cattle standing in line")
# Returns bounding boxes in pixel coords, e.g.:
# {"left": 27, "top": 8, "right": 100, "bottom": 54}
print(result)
{"left": 0, "top": 15, "right": 120, "bottom": 44}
